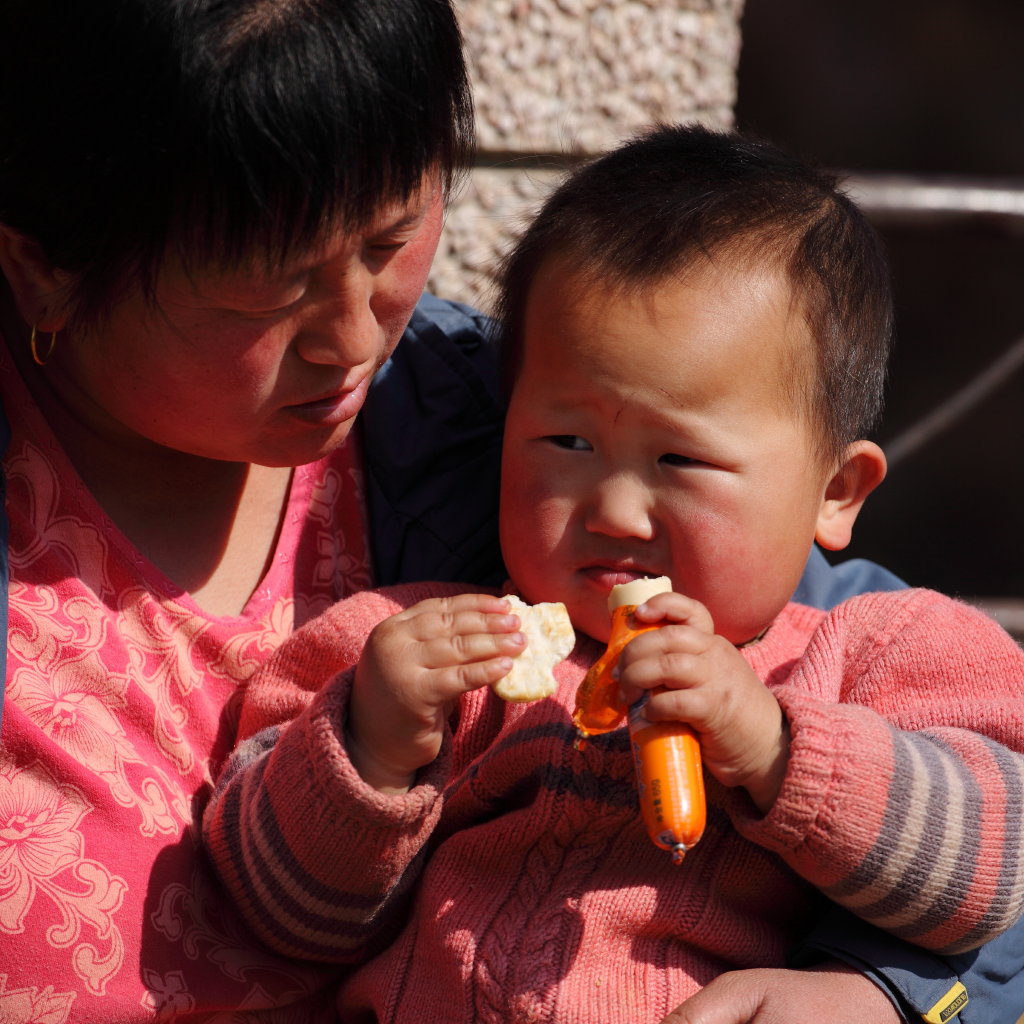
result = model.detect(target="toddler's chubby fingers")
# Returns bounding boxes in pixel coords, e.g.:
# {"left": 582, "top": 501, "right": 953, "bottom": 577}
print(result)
{"left": 417, "top": 626, "right": 527, "bottom": 683}
{"left": 615, "top": 621, "right": 719, "bottom": 700}
{"left": 410, "top": 596, "right": 528, "bottom": 682}
{"left": 359, "top": 593, "right": 526, "bottom": 699}
{"left": 399, "top": 594, "right": 577, "bottom": 704}
{"left": 430, "top": 652, "right": 522, "bottom": 698}
{"left": 618, "top": 631, "right": 789, "bottom": 804}
{"left": 630, "top": 591, "right": 715, "bottom": 634}
{"left": 615, "top": 626, "right": 766, "bottom": 736}
{"left": 389, "top": 592, "right": 525, "bottom": 648}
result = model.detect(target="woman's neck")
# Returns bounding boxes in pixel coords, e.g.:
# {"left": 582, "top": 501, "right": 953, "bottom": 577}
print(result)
{"left": 2, "top": 297, "right": 294, "bottom": 616}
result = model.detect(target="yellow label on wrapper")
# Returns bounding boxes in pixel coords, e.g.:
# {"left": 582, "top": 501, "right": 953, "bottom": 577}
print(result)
{"left": 921, "top": 982, "right": 968, "bottom": 1023}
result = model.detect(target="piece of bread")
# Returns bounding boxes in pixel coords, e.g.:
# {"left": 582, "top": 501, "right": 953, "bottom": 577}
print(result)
{"left": 492, "top": 595, "right": 575, "bottom": 702}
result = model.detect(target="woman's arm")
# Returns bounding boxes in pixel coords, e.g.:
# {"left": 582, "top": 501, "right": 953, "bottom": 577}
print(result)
{"left": 796, "top": 903, "right": 1024, "bottom": 1024}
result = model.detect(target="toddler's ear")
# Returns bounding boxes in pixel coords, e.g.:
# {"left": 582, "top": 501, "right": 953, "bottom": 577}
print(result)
{"left": 815, "top": 440, "right": 887, "bottom": 552}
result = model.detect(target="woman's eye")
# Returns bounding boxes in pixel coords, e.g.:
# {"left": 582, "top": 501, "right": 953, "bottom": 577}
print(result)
{"left": 247, "top": 297, "right": 307, "bottom": 318}
{"left": 660, "top": 452, "right": 697, "bottom": 467}
{"left": 232, "top": 299, "right": 299, "bottom": 319}
{"left": 367, "top": 233, "right": 413, "bottom": 258}
{"left": 547, "top": 434, "right": 592, "bottom": 451}
{"left": 222, "top": 280, "right": 307, "bottom": 317}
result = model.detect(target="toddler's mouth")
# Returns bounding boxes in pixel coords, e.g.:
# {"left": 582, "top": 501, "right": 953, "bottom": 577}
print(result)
{"left": 580, "top": 565, "right": 667, "bottom": 592}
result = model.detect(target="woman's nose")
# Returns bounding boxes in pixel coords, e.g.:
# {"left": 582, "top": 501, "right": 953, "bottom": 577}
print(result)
{"left": 583, "top": 475, "right": 656, "bottom": 541}
{"left": 296, "top": 267, "right": 382, "bottom": 368}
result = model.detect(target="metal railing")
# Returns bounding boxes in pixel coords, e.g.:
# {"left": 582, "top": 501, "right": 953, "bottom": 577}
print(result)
{"left": 846, "top": 174, "right": 1024, "bottom": 227}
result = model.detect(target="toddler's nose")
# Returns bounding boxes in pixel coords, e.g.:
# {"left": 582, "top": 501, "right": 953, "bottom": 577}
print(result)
{"left": 583, "top": 475, "right": 656, "bottom": 541}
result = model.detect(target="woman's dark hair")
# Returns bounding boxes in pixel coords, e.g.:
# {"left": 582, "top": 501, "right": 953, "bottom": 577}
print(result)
{"left": 0, "top": 0, "right": 474, "bottom": 324}
{"left": 496, "top": 123, "right": 893, "bottom": 465}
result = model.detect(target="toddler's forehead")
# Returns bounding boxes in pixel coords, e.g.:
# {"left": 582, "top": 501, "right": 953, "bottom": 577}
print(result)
{"left": 525, "top": 257, "right": 808, "bottom": 386}
{"left": 527, "top": 250, "right": 811, "bottom": 351}
{"left": 522, "top": 255, "right": 821, "bottom": 454}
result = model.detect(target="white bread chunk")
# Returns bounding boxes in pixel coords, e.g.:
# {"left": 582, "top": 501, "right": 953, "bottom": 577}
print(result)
{"left": 606, "top": 576, "right": 673, "bottom": 612}
{"left": 492, "top": 595, "right": 575, "bottom": 702}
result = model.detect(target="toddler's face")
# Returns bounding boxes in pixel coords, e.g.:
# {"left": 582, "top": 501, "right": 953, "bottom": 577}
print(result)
{"left": 500, "top": 255, "right": 836, "bottom": 645}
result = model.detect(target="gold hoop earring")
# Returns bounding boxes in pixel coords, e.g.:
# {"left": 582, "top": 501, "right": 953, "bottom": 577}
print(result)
{"left": 30, "top": 324, "right": 58, "bottom": 366}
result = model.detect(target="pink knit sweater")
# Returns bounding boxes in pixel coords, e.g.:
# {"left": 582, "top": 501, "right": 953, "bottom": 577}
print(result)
{"left": 204, "top": 583, "right": 1024, "bottom": 1024}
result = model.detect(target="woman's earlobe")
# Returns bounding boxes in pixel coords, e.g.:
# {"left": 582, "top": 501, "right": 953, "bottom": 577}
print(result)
{"left": 0, "top": 224, "right": 70, "bottom": 330}
{"left": 815, "top": 440, "right": 888, "bottom": 552}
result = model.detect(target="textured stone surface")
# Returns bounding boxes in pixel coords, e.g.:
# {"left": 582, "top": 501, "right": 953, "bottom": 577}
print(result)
{"left": 432, "top": 167, "right": 562, "bottom": 312}
{"left": 429, "top": 0, "right": 746, "bottom": 309}
{"left": 459, "top": 0, "right": 743, "bottom": 154}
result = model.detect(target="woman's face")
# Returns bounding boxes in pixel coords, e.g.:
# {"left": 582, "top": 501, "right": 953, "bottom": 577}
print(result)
{"left": 51, "top": 182, "right": 444, "bottom": 467}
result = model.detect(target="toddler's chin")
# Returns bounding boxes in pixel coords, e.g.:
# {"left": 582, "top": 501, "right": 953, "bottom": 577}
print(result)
{"left": 566, "top": 605, "right": 611, "bottom": 646}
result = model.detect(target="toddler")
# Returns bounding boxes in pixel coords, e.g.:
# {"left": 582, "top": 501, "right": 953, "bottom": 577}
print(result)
{"left": 204, "top": 125, "right": 1024, "bottom": 1024}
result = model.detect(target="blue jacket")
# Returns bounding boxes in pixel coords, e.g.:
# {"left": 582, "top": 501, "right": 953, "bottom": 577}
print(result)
{"left": 1, "top": 294, "right": 1018, "bottom": 1021}
{"left": 361, "top": 294, "right": 506, "bottom": 587}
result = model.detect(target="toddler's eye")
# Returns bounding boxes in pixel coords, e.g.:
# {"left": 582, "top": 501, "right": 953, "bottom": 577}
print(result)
{"left": 660, "top": 453, "right": 697, "bottom": 466}
{"left": 547, "top": 435, "right": 592, "bottom": 451}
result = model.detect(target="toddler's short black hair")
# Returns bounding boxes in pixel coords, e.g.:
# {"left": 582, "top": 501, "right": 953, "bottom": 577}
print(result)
{"left": 496, "top": 124, "right": 893, "bottom": 465}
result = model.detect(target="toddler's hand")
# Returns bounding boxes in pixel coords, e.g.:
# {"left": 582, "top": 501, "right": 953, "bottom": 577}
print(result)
{"left": 347, "top": 594, "right": 526, "bottom": 792}
{"left": 616, "top": 593, "right": 788, "bottom": 812}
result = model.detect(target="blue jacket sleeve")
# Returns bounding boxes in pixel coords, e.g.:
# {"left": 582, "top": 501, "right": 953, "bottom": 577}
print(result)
{"left": 796, "top": 905, "right": 1024, "bottom": 1024}
{"left": 793, "top": 549, "right": 1024, "bottom": 1024}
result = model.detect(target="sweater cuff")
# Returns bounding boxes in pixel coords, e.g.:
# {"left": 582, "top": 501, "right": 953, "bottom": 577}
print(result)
{"left": 300, "top": 667, "right": 452, "bottom": 829}
{"left": 259, "top": 667, "right": 452, "bottom": 886}
{"left": 729, "top": 686, "right": 893, "bottom": 870}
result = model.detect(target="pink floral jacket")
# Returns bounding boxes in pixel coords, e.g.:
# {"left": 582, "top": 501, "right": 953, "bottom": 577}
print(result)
{"left": 0, "top": 338, "right": 371, "bottom": 1022}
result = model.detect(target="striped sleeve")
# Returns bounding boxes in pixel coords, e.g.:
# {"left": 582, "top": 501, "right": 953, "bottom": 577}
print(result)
{"left": 734, "top": 589, "right": 1024, "bottom": 954}
{"left": 202, "top": 585, "right": 468, "bottom": 962}
{"left": 820, "top": 726, "right": 1024, "bottom": 953}
{"left": 203, "top": 673, "right": 448, "bottom": 962}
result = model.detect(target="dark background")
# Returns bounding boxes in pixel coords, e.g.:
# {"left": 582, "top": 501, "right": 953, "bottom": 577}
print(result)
{"left": 735, "top": 0, "right": 1024, "bottom": 601}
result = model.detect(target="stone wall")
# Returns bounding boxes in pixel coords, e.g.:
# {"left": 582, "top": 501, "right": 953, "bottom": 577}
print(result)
{"left": 429, "top": 0, "right": 746, "bottom": 311}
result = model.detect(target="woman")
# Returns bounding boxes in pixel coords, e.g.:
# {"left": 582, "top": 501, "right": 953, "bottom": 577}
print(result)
{"left": 0, "top": 0, "right": 493, "bottom": 1018}
{"left": 0, "top": 0, "right": 1009, "bottom": 1021}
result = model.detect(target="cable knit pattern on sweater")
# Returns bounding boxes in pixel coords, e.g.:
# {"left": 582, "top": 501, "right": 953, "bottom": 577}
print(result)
{"left": 204, "top": 585, "right": 1024, "bottom": 1024}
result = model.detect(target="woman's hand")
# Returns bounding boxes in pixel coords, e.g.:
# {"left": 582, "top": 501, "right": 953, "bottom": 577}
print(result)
{"left": 660, "top": 962, "right": 903, "bottom": 1024}
{"left": 346, "top": 594, "right": 526, "bottom": 792}
{"left": 617, "top": 592, "right": 790, "bottom": 812}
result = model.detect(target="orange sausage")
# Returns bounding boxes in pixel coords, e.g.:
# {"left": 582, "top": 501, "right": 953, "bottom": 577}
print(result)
{"left": 629, "top": 700, "right": 706, "bottom": 863}
{"left": 572, "top": 580, "right": 706, "bottom": 863}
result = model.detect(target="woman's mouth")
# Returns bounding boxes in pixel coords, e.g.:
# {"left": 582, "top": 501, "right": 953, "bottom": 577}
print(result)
{"left": 284, "top": 374, "right": 372, "bottom": 426}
